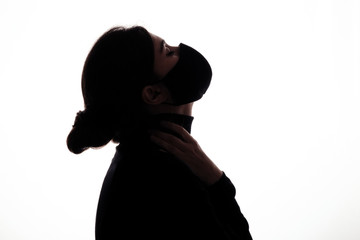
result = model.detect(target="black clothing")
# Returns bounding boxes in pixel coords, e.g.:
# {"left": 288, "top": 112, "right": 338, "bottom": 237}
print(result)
{"left": 95, "top": 114, "right": 252, "bottom": 240}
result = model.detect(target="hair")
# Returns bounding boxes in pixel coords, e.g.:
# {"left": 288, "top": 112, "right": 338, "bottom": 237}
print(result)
{"left": 67, "top": 26, "right": 155, "bottom": 154}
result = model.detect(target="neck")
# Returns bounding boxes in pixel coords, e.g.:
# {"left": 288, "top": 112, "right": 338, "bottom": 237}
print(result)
{"left": 146, "top": 113, "right": 194, "bottom": 133}
{"left": 144, "top": 102, "right": 194, "bottom": 116}
{"left": 119, "top": 112, "right": 194, "bottom": 150}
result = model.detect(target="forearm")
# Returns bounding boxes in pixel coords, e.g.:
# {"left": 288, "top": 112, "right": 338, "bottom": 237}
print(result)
{"left": 183, "top": 148, "right": 223, "bottom": 186}
{"left": 208, "top": 173, "right": 252, "bottom": 240}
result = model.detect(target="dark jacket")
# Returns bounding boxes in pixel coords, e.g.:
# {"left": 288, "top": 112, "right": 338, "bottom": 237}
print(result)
{"left": 95, "top": 115, "right": 252, "bottom": 240}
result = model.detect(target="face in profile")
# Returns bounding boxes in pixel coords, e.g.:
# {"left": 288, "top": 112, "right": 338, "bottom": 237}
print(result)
{"left": 150, "top": 33, "right": 180, "bottom": 80}
{"left": 148, "top": 32, "right": 212, "bottom": 106}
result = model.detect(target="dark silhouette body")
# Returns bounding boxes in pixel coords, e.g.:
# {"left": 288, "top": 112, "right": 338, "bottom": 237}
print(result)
{"left": 95, "top": 114, "right": 252, "bottom": 239}
{"left": 67, "top": 26, "right": 252, "bottom": 239}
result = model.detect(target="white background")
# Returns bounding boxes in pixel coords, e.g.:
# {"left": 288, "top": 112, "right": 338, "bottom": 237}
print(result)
{"left": 1, "top": 0, "right": 359, "bottom": 239}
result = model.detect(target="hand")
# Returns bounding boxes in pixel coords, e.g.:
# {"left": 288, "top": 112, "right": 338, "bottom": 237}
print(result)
{"left": 149, "top": 121, "right": 223, "bottom": 186}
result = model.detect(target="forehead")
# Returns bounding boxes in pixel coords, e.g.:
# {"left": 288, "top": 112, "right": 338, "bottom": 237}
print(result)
{"left": 149, "top": 33, "right": 163, "bottom": 50}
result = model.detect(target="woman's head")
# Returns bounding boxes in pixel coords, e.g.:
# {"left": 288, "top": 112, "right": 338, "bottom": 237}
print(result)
{"left": 67, "top": 26, "right": 158, "bottom": 154}
{"left": 67, "top": 25, "right": 212, "bottom": 154}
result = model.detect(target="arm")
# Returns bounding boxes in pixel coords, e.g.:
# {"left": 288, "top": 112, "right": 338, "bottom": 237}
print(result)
{"left": 207, "top": 173, "right": 252, "bottom": 239}
{"left": 149, "top": 122, "right": 252, "bottom": 239}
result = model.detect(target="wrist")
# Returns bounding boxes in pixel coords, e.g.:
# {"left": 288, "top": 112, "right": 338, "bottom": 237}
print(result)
{"left": 200, "top": 164, "right": 223, "bottom": 186}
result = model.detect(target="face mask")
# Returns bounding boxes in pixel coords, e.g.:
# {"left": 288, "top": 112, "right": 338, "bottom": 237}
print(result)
{"left": 156, "top": 43, "right": 212, "bottom": 105}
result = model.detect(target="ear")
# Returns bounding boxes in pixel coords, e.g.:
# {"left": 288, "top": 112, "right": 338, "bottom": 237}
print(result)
{"left": 141, "top": 84, "right": 169, "bottom": 105}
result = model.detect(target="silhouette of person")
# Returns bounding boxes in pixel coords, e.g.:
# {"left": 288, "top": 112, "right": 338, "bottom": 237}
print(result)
{"left": 67, "top": 26, "right": 252, "bottom": 240}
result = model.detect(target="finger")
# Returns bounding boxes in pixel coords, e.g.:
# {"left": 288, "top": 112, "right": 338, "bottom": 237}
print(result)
{"left": 150, "top": 132, "right": 184, "bottom": 156}
{"left": 160, "top": 121, "right": 194, "bottom": 143}
{"left": 149, "top": 128, "right": 192, "bottom": 153}
{"left": 151, "top": 130, "right": 186, "bottom": 150}
{"left": 150, "top": 130, "right": 184, "bottom": 145}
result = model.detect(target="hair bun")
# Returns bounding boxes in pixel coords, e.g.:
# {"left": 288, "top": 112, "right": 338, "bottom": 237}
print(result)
{"left": 67, "top": 107, "right": 115, "bottom": 154}
{"left": 73, "top": 109, "right": 94, "bottom": 128}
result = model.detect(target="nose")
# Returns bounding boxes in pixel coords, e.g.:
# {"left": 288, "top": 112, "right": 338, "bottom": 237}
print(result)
{"left": 169, "top": 45, "right": 180, "bottom": 56}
